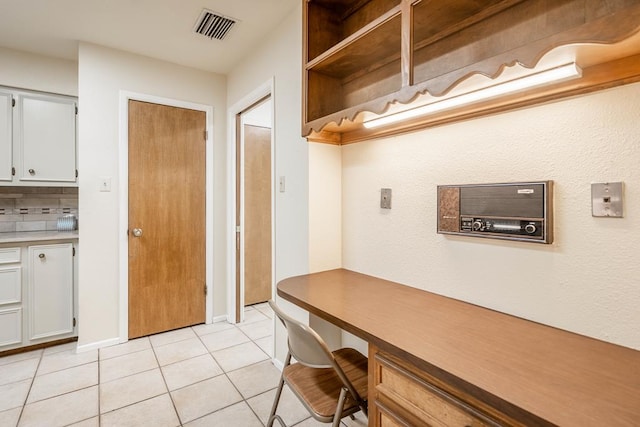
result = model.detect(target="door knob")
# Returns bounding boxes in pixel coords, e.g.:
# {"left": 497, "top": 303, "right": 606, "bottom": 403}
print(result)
{"left": 132, "top": 228, "right": 143, "bottom": 237}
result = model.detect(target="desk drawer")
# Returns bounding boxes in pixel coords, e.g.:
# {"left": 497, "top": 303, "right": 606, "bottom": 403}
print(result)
{"left": 372, "top": 350, "right": 501, "bottom": 427}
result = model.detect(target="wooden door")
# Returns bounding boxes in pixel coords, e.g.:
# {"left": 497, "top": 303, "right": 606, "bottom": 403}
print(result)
{"left": 128, "top": 100, "right": 206, "bottom": 339}
{"left": 243, "top": 124, "right": 272, "bottom": 306}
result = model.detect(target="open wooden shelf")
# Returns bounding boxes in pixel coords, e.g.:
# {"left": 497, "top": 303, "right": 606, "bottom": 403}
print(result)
{"left": 302, "top": 0, "right": 640, "bottom": 144}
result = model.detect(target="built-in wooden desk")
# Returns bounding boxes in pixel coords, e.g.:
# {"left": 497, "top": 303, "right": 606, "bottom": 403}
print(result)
{"left": 277, "top": 269, "right": 640, "bottom": 427}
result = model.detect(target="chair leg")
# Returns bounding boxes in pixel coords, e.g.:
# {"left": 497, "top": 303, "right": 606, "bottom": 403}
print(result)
{"left": 267, "top": 353, "right": 291, "bottom": 427}
{"left": 267, "top": 415, "right": 286, "bottom": 427}
{"left": 360, "top": 402, "right": 369, "bottom": 417}
{"left": 332, "top": 387, "right": 348, "bottom": 427}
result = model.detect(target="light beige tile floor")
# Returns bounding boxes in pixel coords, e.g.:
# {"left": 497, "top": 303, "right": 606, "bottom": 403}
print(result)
{"left": 0, "top": 303, "right": 367, "bottom": 426}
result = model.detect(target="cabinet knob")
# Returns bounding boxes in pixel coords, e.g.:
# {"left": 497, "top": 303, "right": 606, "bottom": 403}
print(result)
{"left": 132, "top": 228, "right": 143, "bottom": 237}
{"left": 38, "top": 253, "right": 45, "bottom": 259}
{"left": 28, "top": 168, "right": 36, "bottom": 175}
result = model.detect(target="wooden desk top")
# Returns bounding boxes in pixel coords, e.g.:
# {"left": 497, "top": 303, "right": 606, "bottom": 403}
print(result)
{"left": 277, "top": 268, "right": 640, "bottom": 426}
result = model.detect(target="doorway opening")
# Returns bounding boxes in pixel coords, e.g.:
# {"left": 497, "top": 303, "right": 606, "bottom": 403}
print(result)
{"left": 234, "top": 95, "right": 274, "bottom": 323}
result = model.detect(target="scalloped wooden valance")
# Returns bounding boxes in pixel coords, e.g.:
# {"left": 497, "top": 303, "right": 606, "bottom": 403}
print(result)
{"left": 303, "top": 0, "right": 640, "bottom": 144}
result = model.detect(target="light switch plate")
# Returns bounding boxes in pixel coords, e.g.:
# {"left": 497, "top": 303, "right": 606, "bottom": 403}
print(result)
{"left": 381, "top": 188, "right": 392, "bottom": 209}
{"left": 99, "top": 177, "right": 112, "bottom": 192}
{"left": 592, "top": 182, "right": 623, "bottom": 217}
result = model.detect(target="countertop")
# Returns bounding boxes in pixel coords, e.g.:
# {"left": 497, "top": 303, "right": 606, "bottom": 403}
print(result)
{"left": 277, "top": 268, "right": 640, "bottom": 426}
{"left": 0, "top": 230, "right": 79, "bottom": 244}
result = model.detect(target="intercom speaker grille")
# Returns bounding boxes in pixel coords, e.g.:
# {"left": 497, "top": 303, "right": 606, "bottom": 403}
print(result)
{"left": 194, "top": 9, "right": 237, "bottom": 40}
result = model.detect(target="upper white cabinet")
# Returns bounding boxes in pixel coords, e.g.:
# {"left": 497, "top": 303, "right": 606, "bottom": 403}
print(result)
{"left": 0, "top": 90, "right": 12, "bottom": 182}
{"left": 0, "top": 87, "right": 77, "bottom": 186}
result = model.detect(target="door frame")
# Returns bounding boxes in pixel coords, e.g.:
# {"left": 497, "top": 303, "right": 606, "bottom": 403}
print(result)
{"left": 227, "top": 78, "right": 275, "bottom": 323}
{"left": 118, "top": 91, "right": 214, "bottom": 342}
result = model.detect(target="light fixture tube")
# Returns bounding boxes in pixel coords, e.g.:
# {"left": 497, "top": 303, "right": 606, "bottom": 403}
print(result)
{"left": 363, "top": 62, "right": 582, "bottom": 129}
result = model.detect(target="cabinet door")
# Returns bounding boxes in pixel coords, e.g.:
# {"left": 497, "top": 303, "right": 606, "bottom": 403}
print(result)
{"left": 29, "top": 243, "right": 73, "bottom": 340}
{"left": 16, "top": 94, "right": 76, "bottom": 183}
{"left": 0, "top": 91, "right": 12, "bottom": 182}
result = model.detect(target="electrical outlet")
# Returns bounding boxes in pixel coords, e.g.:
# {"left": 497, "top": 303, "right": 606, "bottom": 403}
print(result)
{"left": 381, "top": 188, "right": 392, "bottom": 209}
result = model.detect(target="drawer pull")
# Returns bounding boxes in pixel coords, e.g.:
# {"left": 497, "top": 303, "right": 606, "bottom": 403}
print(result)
{"left": 38, "top": 253, "right": 45, "bottom": 259}
{"left": 29, "top": 168, "right": 36, "bottom": 175}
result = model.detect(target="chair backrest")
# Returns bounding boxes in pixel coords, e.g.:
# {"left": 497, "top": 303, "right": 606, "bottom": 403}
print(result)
{"left": 268, "top": 300, "right": 366, "bottom": 404}
{"left": 269, "top": 300, "right": 334, "bottom": 368}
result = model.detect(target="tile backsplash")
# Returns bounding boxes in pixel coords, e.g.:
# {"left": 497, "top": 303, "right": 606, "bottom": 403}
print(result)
{"left": 0, "top": 187, "right": 78, "bottom": 233}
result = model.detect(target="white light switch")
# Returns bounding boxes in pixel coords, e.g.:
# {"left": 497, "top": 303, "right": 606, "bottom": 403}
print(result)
{"left": 100, "top": 177, "right": 112, "bottom": 192}
{"left": 279, "top": 176, "right": 286, "bottom": 193}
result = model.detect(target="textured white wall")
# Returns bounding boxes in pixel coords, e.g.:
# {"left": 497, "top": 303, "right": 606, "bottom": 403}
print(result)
{"left": 77, "top": 43, "right": 227, "bottom": 348}
{"left": 0, "top": 46, "right": 77, "bottom": 96}
{"left": 342, "top": 82, "right": 640, "bottom": 350}
{"left": 227, "top": 4, "right": 309, "bottom": 362}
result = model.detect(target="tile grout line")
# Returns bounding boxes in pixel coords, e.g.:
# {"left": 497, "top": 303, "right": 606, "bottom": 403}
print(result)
{"left": 14, "top": 350, "right": 44, "bottom": 426}
{"left": 148, "top": 333, "right": 183, "bottom": 426}
{"left": 97, "top": 346, "right": 101, "bottom": 427}
{"left": 190, "top": 320, "right": 275, "bottom": 427}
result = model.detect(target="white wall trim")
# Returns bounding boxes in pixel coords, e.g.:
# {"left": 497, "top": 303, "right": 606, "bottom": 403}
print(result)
{"left": 272, "top": 356, "right": 284, "bottom": 372}
{"left": 212, "top": 314, "right": 228, "bottom": 323}
{"left": 76, "top": 337, "right": 120, "bottom": 353}
{"left": 226, "top": 78, "right": 275, "bottom": 324}
{"left": 118, "top": 91, "right": 215, "bottom": 344}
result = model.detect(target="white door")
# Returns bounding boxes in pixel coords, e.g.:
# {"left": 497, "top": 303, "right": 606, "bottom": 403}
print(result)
{"left": 16, "top": 94, "right": 76, "bottom": 183}
{"left": 0, "top": 91, "right": 12, "bottom": 182}
{"left": 29, "top": 243, "right": 74, "bottom": 340}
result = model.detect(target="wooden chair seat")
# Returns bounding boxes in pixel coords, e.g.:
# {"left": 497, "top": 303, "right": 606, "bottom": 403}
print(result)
{"left": 283, "top": 348, "right": 368, "bottom": 418}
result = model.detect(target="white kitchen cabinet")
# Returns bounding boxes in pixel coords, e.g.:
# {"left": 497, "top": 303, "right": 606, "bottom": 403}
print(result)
{"left": 0, "top": 87, "right": 77, "bottom": 187}
{"left": 0, "top": 90, "right": 12, "bottom": 182}
{"left": 16, "top": 93, "right": 77, "bottom": 183}
{"left": 0, "top": 246, "right": 21, "bottom": 347}
{"left": 29, "top": 243, "right": 74, "bottom": 340}
{"left": 0, "top": 241, "right": 77, "bottom": 352}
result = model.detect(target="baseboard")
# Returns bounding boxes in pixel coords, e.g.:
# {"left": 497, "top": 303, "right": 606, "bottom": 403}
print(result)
{"left": 212, "top": 314, "right": 228, "bottom": 323}
{"left": 272, "top": 357, "right": 284, "bottom": 371}
{"left": 75, "top": 337, "right": 121, "bottom": 353}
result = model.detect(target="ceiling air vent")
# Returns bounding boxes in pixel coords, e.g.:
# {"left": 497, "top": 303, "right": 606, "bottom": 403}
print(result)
{"left": 193, "top": 9, "right": 237, "bottom": 41}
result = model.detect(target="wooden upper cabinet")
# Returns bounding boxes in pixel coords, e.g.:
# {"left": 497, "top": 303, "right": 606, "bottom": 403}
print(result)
{"left": 302, "top": 0, "right": 640, "bottom": 144}
{"left": 304, "top": 0, "right": 402, "bottom": 125}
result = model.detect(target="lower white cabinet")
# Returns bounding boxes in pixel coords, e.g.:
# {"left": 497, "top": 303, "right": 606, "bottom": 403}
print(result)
{"left": 29, "top": 244, "right": 74, "bottom": 340}
{"left": 0, "top": 241, "right": 77, "bottom": 352}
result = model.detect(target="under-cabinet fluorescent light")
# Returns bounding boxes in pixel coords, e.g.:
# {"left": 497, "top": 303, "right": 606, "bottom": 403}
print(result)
{"left": 363, "top": 62, "right": 582, "bottom": 129}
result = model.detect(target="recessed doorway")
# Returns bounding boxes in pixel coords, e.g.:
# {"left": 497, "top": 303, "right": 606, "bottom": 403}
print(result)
{"left": 235, "top": 95, "right": 274, "bottom": 322}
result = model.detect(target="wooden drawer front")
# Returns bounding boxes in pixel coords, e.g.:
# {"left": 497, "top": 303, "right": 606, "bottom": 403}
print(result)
{"left": 376, "top": 354, "right": 498, "bottom": 427}
{"left": 0, "top": 248, "right": 20, "bottom": 264}
{"left": 379, "top": 407, "right": 409, "bottom": 427}
{"left": 0, "top": 267, "right": 21, "bottom": 305}
{"left": 0, "top": 308, "right": 22, "bottom": 346}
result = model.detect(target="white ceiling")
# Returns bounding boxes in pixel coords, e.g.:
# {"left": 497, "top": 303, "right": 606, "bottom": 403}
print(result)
{"left": 0, "top": 0, "right": 298, "bottom": 74}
